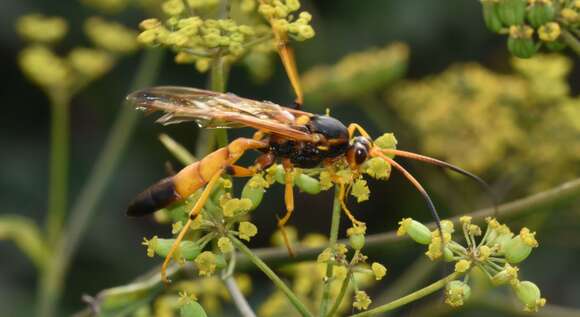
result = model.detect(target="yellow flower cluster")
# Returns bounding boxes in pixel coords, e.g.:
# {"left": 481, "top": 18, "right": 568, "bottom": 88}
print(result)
{"left": 388, "top": 55, "right": 579, "bottom": 191}
{"left": 302, "top": 43, "right": 409, "bottom": 107}
{"left": 258, "top": 0, "right": 315, "bottom": 41}
{"left": 84, "top": 17, "right": 138, "bottom": 54}
{"left": 16, "top": 14, "right": 68, "bottom": 44}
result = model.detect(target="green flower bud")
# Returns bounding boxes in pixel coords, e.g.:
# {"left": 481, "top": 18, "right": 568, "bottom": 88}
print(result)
{"left": 349, "top": 234, "right": 365, "bottom": 250}
{"left": 295, "top": 174, "right": 321, "bottom": 195}
{"left": 497, "top": 0, "right": 526, "bottom": 25}
{"left": 242, "top": 182, "right": 265, "bottom": 211}
{"left": 491, "top": 263, "right": 519, "bottom": 286}
{"left": 482, "top": 0, "right": 504, "bottom": 33}
{"left": 397, "top": 218, "right": 432, "bottom": 245}
{"left": 504, "top": 228, "right": 538, "bottom": 263}
{"left": 527, "top": 1, "right": 555, "bottom": 28}
{"left": 143, "top": 237, "right": 202, "bottom": 261}
{"left": 445, "top": 280, "right": 471, "bottom": 307}
{"left": 443, "top": 247, "right": 454, "bottom": 262}
{"left": 512, "top": 280, "right": 546, "bottom": 311}
{"left": 507, "top": 25, "right": 537, "bottom": 58}
{"left": 273, "top": 165, "right": 286, "bottom": 184}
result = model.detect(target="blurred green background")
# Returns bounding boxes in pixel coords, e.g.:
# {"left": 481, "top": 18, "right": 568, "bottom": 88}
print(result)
{"left": 1, "top": 0, "right": 579, "bottom": 316}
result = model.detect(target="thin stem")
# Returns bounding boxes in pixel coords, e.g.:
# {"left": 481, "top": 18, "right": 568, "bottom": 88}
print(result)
{"left": 209, "top": 53, "right": 229, "bottom": 148}
{"left": 229, "top": 234, "right": 314, "bottom": 317}
{"left": 348, "top": 272, "right": 462, "bottom": 317}
{"left": 326, "top": 270, "right": 352, "bottom": 317}
{"left": 223, "top": 274, "right": 257, "bottom": 317}
{"left": 36, "top": 48, "right": 165, "bottom": 317}
{"left": 159, "top": 133, "right": 196, "bottom": 165}
{"left": 319, "top": 185, "right": 342, "bottom": 316}
{"left": 560, "top": 29, "right": 580, "bottom": 56}
{"left": 46, "top": 91, "right": 70, "bottom": 247}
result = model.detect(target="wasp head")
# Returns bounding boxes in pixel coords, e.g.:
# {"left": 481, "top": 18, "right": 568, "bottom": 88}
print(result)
{"left": 346, "top": 136, "right": 373, "bottom": 168}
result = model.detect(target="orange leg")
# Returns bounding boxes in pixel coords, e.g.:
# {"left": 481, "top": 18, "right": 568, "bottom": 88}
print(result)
{"left": 277, "top": 165, "right": 296, "bottom": 256}
{"left": 338, "top": 182, "right": 365, "bottom": 226}
{"left": 347, "top": 123, "right": 371, "bottom": 139}
{"left": 161, "top": 169, "right": 224, "bottom": 284}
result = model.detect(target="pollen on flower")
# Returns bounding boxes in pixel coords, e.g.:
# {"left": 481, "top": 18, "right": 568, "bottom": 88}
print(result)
{"left": 519, "top": 228, "right": 539, "bottom": 247}
{"left": 364, "top": 157, "right": 391, "bottom": 179}
{"left": 454, "top": 260, "right": 471, "bottom": 273}
{"left": 318, "top": 171, "right": 333, "bottom": 190}
{"left": 347, "top": 224, "right": 367, "bottom": 237}
{"left": 222, "top": 198, "right": 253, "bottom": 217}
{"left": 459, "top": 216, "right": 472, "bottom": 225}
{"left": 353, "top": 290, "right": 372, "bottom": 310}
{"left": 238, "top": 221, "right": 258, "bottom": 241}
{"left": 478, "top": 245, "right": 492, "bottom": 261}
{"left": 218, "top": 237, "right": 234, "bottom": 253}
{"left": 317, "top": 248, "right": 332, "bottom": 263}
{"left": 195, "top": 251, "right": 217, "bottom": 276}
{"left": 351, "top": 179, "right": 370, "bottom": 202}
{"left": 538, "top": 22, "right": 561, "bottom": 42}
{"left": 371, "top": 262, "right": 387, "bottom": 280}
{"left": 142, "top": 236, "right": 158, "bottom": 257}
{"left": 397, "top": 218, "right": 412, "bottom": 236}
{"left": 172, "top": 221, "right": 183, "bottom": 234}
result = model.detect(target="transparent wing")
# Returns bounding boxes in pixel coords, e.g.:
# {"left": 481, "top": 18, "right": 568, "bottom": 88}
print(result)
{"left": 127, "top": 86, "right": 314, "bottom": 141}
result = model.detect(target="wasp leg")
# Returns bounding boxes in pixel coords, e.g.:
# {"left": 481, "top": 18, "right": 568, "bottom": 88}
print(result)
{"left": 338, "top": 182, "right": 365, "bottom": 226}
{"left": 264, "top": 9, "right": 303, "bottom": 108}
{"left": 276, "top": 163, "right": 296, "bottom": 256}
{"left": 161, "top": 169, "right": 224, "bottom": 285}
{"left": 347, "top": 123, "right": 371, "bottom": 139}
{"left": 225, "top": 165, "right": 257, "bottom": 177}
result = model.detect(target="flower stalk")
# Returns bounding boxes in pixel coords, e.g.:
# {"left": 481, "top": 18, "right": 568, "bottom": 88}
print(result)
{"left": 348, "top": 272, "right": 462, "bottom": 317}
{"left": 229, "top": 234, "right": 314, "bottom": 317}
{"left": 319, "top": 185, "right": 343, "bottom": 316}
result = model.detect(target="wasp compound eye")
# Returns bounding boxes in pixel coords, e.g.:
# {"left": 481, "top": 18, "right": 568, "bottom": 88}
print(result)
{"left": 355, "top": 145, "right": 368, "bottom": 165}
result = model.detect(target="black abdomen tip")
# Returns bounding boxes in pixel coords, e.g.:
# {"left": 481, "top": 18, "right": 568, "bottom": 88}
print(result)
{"left": 126, "top": 177, "right": 180, "bottom": 217}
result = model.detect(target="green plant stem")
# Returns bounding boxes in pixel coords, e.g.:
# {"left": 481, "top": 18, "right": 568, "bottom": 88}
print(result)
{"left": 326, "top": 271, "right": 352, "bottom": 317}
{"left": 209, "top": 54, "right": 229, "bottom": 148}
{"left": 36, "top": 48, "right": 165, "bottom": 317}
{"left": 560, "top": 29, "right": 580, "bottom": 56}
{"left": 46, "top": 91, "right": 71, "bottom": 247}
{"left": 159, "top": 133, "right": 196, "bottom": 165}
{"left": 319, "top": 186, "right": 342, "bottom": 316}
{"left": 229, "top": 234, "right": 314, "bottom": 317}
{"left": 348, "top": 272, "right": 462, "bottom": 317}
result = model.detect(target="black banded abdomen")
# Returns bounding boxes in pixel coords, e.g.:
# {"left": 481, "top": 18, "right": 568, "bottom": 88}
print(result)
{"left": 127, "top": 177, "right": 181, "bottom": 217}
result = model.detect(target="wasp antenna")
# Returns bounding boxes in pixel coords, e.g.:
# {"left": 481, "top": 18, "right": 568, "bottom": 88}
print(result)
{"left": 382, "top": 148, "right": 499, "bottom": 216}
{"left": 375, "top": 151, "right": 444, "bottom": 247}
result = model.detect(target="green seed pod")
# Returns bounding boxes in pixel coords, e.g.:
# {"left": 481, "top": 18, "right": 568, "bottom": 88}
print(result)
{"left": 491, "top": 264, "right": 518, "bottom": 286}
{"left": 497, "top": 0, "right": 526, "bottom": 26}
{"left": 527, "top": 2, "right": 555, "bottom": 28}
{"left": 406, "top": 219, "right": 433, "bottom": 245}
{"left": 507, "top": 34, "right": 537, "bottom": 58}
{"left": 241, "top": 182, "right": 264, "bottom": 210}
{"left": 273, "top": 165, "right": 286, "bottom": 184}
{"left": 156, "top": 239, "right": 202, "bottom": 261}
{"left": 493, "top": 232, "right": 514, "bottom": 254}
{"left": 349, "top": 234, "right": 366, "bottom": 250}
{"left": 512, "top": 281, "right": 545, "bottom": 311}
{"left": 180, "top": 301, "right": 208, "bottom": 317}
{"left": 504, "top": 235, "right": 533, "bottom": 263}
{"left": 482, "top": 0, "right": 504, "bottom": 32}
{"left": 443, "top": 247, "right": 455, "bottom": 262}
{"left": 295, "top": 174, "right": 321, "bottom": 195}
